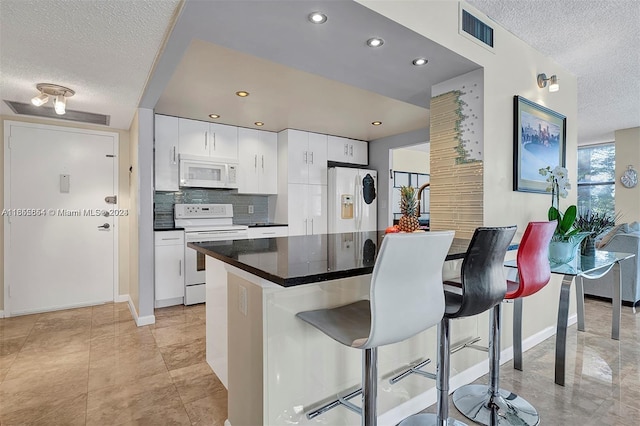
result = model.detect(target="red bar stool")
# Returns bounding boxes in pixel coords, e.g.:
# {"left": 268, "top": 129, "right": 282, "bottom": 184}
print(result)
{"left": 296, "top": 231, "right": 455, "bottom": 426}
{"left": 452, "top": 221, "right": 556, "bottom": 426}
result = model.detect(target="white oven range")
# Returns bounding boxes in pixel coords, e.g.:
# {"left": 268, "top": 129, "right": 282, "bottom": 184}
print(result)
{"left": 175, "top": 203, "right": 248, "bottom": 305}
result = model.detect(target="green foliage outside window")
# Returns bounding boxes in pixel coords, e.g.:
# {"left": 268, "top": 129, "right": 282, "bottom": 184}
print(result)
{"left": 577, "top": 144, "right": 615, "bottom": 215}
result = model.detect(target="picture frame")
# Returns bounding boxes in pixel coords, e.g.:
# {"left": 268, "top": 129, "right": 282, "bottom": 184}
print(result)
{"left": 513, "top": 95, "right": 566, "bottom": 193}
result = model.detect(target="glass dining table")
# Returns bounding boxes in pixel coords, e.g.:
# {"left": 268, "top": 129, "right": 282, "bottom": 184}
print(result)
{"left": 505, "top": 250, "right": 635, "bottom": 386}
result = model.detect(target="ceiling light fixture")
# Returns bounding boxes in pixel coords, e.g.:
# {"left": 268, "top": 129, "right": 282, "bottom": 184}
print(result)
{"left": 236, "top": 91, "right": 249, "bottom": 97}
{"left": 366, "top": 37, "right": 384, "bottom": 48}
{"left": 30, "top": 83, "right": 75, "bottom": 115}
{"left": 209, "top": 114, "right": 220, "bottom": 119}
{"left": 308, "top": 12, "right": 327, "bottom": 24}
{"left": 412, "top": 58, "right": 428, "bottom": 66}
{"left": 255, "top": 122, "right": 264, "bottom": 126}
{"left": 537, "top": 73, "right": 559, "bottom": 92}
{"left": 372, "top": 121, "right": 382, "bottom": 126}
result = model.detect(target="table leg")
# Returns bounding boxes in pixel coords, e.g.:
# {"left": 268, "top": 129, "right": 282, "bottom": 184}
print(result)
{"left": 576, "top": 276, "right": 585, "bottom": 332}
{"left": 513, "top": 297, "right": 523, "bottom": 371}
{"left": 555, "top": 274, "right": 574, "bottom": 386}
{"left": 612, "top": 261, "right": 621, "bottom": 340}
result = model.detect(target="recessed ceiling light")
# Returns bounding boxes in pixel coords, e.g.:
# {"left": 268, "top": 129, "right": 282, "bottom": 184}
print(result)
{"left": 412, "top": 58, "right": 428, "bottom": 66}
{"left": 366, "top": 37, "right": 384, "bottom": 48}
{"left": 236, "top": 91, "right": 249, "bottom": 97}
{"left": 372, "top": 121, "right": 382, "bottom": 126}
{"left": 255, "top": 122, "right": 264, "bottom": 127}
{"left": 209, "top": 114, "right": 220, "bottom": 119}
{"left": 308, "top": 12, "right": 327, "bottom": 24}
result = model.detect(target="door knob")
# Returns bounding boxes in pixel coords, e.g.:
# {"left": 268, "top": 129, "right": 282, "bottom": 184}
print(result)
{"left": 98, "top": 223, "right": 110, "bottom": 229}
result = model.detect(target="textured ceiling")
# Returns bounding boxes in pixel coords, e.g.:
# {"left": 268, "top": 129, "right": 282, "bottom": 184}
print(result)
{"left": 469, "top": 0, "right": 640, "bottom": 144}
{"left": 0, "top": 0, "right": 180, "bottom": 129}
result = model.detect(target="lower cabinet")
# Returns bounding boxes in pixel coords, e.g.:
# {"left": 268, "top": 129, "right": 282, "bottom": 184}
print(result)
{"left": 154, "top": 231, "right": 185, "bottom": 308}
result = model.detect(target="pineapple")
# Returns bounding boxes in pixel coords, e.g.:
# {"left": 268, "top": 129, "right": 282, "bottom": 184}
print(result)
{"left": 398, "top": 186, "right": 420, "bottom": 232}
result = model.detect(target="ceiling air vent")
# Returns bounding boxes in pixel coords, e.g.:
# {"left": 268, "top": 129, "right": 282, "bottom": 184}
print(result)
{"left": 4, "top": 100, "right": 110, "bottom": 126}
{"left": 460, "top": 8, "right": 494, "bottom": 50}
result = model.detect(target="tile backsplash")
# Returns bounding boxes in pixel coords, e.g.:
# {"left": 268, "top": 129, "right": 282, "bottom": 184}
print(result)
{"left": 154, "top": 189, "right": 270, "bottom": 229}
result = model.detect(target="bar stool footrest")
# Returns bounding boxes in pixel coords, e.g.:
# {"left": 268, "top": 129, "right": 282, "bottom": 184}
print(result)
{"left": 305, "top": 387, "right": 362, "bottom": 420}
{"left": 398, "top": 413, "right": 468, "bottom": 425}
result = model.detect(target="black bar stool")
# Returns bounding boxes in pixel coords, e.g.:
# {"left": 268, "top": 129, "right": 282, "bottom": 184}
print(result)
{"left": 296, "top": 231, "right": 455, "bottom": 426}
{"left": 400, "top": 226, "right": 517, "bottom": 426}
{"left": 452, "top": 221, "right": 556, "bottom": 425}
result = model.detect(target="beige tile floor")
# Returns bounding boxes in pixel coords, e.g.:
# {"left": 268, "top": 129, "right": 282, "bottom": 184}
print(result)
{"left": 0, "top": 302, "right": 226, "bottom": 426}
{"left": 0, "top": 297, "right": 637, "bottom": 425}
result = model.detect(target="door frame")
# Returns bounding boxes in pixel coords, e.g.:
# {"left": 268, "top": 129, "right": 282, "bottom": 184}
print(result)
{"left": 3, "top": 120, "right": 120, "bottom": 316}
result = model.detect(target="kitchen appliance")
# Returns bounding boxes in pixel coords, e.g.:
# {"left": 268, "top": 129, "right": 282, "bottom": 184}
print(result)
{"left": 328, "top": 167, "right": 377, "bottom": 233}
{"left": 179, "top": 154, "right": 238, "bottom": 189}
{"left": 174, "top": 203, "right": 248, "bottom": 304}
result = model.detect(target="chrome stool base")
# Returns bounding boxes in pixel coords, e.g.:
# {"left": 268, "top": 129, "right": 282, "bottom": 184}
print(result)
{"left": 399, "top": 413, "right": 467, "bottom": 426}
{"left": 452, "top": 384, "right": 539, "bottom": 426}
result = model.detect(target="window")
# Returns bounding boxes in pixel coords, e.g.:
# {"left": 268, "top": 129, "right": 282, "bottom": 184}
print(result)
{"left": 577, "top": 143, "right": 615, "bottom": 214}
{"left": 391, "top": 171, "right": 430, "bottom": 224}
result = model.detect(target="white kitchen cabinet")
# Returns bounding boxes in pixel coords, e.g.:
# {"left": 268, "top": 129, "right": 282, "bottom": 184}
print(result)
{"left": 178, "top": 118, "right": 238, "bottom": 160}
{"left": 287, "top": 184, "right": 327, "bottom": 236}
{"left": 154, "top": 231, "right": 185, "bottom": 308}
{"left": 238, "top": 128, "right": 277, "bottom": 194}
{"left": 154, "top": 115, "right": 179, "bottom": 191}
{"left": 327, "top": 135, "right": 368, "bottom": 165}
{"left": 210, "top": 122, "right": 239, "bottom": 160}
{"left": 247, "top": 226, "right": 288, "bottom": 239}
{"left": 281, "top": 129, "right": 327, "bottom": 185}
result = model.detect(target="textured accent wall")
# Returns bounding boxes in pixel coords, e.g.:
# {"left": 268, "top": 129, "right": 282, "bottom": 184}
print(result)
{"left": 429, "top": 90, "right": 483, "bottom": 238}
{"left": 154, "top": 189, "right": 270, "bottom": 228}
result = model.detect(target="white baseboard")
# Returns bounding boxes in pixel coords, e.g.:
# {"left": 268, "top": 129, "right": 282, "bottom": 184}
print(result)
{"left": 115, "top": 294, "right": 129, "bottom": 303}
{"left": 126, "top": 295, "right": 155, "bottom": 326}
{"left": 379, "top": 313, "right": 577, "bottom": 426}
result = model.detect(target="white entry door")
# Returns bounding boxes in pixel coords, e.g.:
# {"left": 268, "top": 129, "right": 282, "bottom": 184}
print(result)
{"left": 4, "top": 121, "right": 118, "bottom": 315}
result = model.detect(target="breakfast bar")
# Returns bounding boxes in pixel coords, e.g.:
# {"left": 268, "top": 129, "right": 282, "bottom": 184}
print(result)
{"left": 190, "top": 231, "right": 570, "bottom": 426}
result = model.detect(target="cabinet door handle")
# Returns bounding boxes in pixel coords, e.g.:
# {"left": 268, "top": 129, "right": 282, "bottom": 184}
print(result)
{"left": 262, "top": 155, "right": 264, "bottom": 170}
{"left": 161, "top": 237, "right": 181, "bottom": 241}
{"left": 310, "top": 151, "right": 314, "bottom": 164}
{"left": 172, "top": 146, "right": 177, "bottom": 165}
{"left": 350, "top": 145, "right": 353, "bottom": 156}
{"left": 310, "top": 218, "right": 314, "bottom": 234}
{"left": 304, "top": 218, "right": 307, "bottom": 234}
{"left": 344, "top": 144, "right": 349, "bottom": 155}
{"left": 179, "top": 259, "right": 182, "bottom": 276}
{"left": 255, "top": 154, "right": 257, "bottom": 169}
{"left": 304, "top": 151, "right": 308, "bottom": 164}
{"left": 204, "top": 131, "right": 208, "bottom": 150}
{"left": 213, "top": 133, "right": 216, "bottom": 151}
{"left": 264, "top": 231, "right": 276, "bottom": 235}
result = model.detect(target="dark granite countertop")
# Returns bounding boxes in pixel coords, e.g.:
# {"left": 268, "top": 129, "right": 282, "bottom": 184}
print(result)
{"left": 244, "top": 222, "right": 288, "bottom": 228}
{"left": 154, "top": 227, "right": 184, "bottom": 232}
{"left": 188, "top": 231, "right": 487, "bottom": 287}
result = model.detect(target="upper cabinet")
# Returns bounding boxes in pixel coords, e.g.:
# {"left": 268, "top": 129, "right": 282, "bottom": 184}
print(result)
{"left": 237, "top": 128, "right": 278, "bottom": 194}
{"left": 178, "top": 118, "right": 238, "bottom": 161}
{"left": 281, "top": 129, "right": 328, "bottom": 185}
{"left": 155, "top": 115, "right": 180, "bottom": 191}
{"left": 327, "top": 135, "right": 368, "bottom": 165}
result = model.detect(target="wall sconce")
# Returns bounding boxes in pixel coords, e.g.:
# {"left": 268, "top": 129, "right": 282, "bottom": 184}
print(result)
{"left": 31, "top": 83, "right": 75, "bottom": 115}
{"left": 537, "top": 73, "right": 559, "bottom": 92}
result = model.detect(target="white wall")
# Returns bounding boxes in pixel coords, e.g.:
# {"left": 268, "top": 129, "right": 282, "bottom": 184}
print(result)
{"left": 615, "top": 127, "right": 640, "bottom": 222}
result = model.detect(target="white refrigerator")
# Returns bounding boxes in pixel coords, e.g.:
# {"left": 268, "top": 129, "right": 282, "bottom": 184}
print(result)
{"left": 328, "top": 167, "right": 377, "bottom": 233}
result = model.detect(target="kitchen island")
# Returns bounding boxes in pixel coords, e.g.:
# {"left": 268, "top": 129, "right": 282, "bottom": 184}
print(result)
{"left": 190, "top": 231, "right": 572, "bottom": 426}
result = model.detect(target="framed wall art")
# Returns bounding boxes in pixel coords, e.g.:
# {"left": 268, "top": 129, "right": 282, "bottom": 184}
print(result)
{"left": 513, "top": 95, "right": 566, "bottom": 193}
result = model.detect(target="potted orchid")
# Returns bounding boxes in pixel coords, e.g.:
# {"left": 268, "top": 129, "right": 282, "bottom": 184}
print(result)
{"left": 539, "top": 166, "right": 590, "bottom": 263}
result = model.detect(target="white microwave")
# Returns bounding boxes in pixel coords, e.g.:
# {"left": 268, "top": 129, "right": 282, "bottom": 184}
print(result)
{"left": 179, "top": 155, "right": 238, "bottom": 189}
